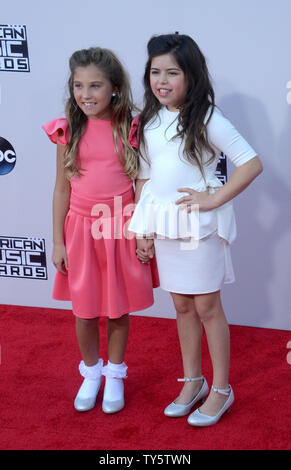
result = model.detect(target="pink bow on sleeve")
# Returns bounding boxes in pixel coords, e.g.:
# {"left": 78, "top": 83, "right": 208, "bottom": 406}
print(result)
{"left": 129, "top": 115, "right": 140, "bottom": 149}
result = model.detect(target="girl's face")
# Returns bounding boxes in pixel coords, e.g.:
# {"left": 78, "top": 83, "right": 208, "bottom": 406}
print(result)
{"left": 73, "top": 64, "right": 115, "bottom": 119}
{"left": 149, "top": 53, "right": 187, "bottom": 111}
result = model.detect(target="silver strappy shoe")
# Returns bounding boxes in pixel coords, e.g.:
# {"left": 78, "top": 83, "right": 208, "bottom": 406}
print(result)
{"left": 187, "top": 384, "right": 234, "bottom": 426}
{"left": 164, "top": 376, "right": 209, "bottom": 417}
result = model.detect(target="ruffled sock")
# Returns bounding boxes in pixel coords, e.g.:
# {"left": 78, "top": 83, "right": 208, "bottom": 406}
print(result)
{"left": 77, "top": 359, "right": 103, "bottom": 399}
{"left": 102, "top": 360, "right": 127, "bottom": 402}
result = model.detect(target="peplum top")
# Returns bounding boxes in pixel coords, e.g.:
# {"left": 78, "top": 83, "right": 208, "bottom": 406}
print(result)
{"left": 42, "top": 117, "right": 133, "bottom": 200}
{"left": 128, "top": 106, "right": 257, "bottom": 243}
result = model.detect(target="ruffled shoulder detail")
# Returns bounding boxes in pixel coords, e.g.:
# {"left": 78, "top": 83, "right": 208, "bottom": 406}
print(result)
{"left": 129, "top": 115, "right": 140, "bottom": 148}
{"left": 42, "top": 118, "right": 69, "bottom": 146}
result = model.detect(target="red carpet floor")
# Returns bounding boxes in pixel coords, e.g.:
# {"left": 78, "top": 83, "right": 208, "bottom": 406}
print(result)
{"left": 0, "top": 304, "right": 290, "bottom": 450}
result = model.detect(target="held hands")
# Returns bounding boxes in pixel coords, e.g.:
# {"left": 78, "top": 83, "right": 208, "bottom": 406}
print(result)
{"left": 175, "top": 187, "right": 216, "bottom": 212}
{"left": 52, "top": 243, "right": 68, "bottom": 274}
{"left": 136, "top": 238, "right": 155, "bottom": 264}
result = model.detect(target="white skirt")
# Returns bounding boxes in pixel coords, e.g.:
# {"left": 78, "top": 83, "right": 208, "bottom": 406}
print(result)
{"left": 154, "top": 232, "right": 235, "bottom": 294}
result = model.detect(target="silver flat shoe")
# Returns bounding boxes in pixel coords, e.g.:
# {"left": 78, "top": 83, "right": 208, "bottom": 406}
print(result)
{"left": 164, "top": 376, "right": 209, "bottom": 418}
{"left": 102, "top": 396, "right": 124, "bottom": 414}
{"left": 102, "top": 361, "right": 127, "bottom": 414}
{"left": 188, "top": 384, "right": 234, "bottom": 427}
{"left": 74, "top": 384, "right": 101, "bottom": 412}
{"left": 74, "top": 359, "right": 103, "bottom": 412}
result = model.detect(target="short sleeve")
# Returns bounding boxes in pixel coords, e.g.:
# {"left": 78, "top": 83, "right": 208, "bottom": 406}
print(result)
{"left": 42, "top": 118, "right": 69, "bottom": 146}
{"left": 206, "top": 108, "right": 257, "bottom": 167}
{"left": 129, "top": 115, "right": 150, "bottom": 179}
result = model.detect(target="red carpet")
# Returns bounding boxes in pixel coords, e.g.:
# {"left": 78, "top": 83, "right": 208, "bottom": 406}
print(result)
{"left": 0, "top": 304, "right": 290, "bottom": 450}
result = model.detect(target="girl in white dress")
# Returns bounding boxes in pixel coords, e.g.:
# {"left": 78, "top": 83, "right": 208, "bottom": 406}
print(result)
{"left": 129, "top": 33, "right": 263, "bottom": 426}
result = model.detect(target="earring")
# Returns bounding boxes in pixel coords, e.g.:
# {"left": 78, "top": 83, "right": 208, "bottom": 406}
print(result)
{"left": 111, "top": 92, "right": 119, "bottom": 105}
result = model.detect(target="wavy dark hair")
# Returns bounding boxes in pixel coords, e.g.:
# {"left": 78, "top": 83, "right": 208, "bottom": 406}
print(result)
{"left": 139, "top": 34, "right": 216, "bottom": 177}
{"left": 64, "top": 47, "right": 138, "bottom": 177}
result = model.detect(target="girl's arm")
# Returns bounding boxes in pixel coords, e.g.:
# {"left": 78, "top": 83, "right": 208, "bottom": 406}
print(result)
{"left": 134, "top": 179, "right": 154, "bottom": 262}
{"left": 52, "top": 143, "right": 71, "bottom": 273}
{"left": 177, "top": 110, "right": 263, "bottom": 211}
{"left": 176, "top": 156, "right": 263, "bottom": 211}
{"left": 211, "top": 156, "right": 263, "bottom": 209}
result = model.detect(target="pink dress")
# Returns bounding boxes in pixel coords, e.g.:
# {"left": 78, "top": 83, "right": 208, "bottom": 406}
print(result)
{"left": 42, "top": 117, "right": 159, "bottom": 319}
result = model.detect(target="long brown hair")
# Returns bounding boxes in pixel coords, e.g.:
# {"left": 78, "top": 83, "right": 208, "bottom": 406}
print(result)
{"left": 64, "top": 47, "right": 138, "bottom": 177}
{"left": 139, "top": 34, "right": 216, "bottom": 177}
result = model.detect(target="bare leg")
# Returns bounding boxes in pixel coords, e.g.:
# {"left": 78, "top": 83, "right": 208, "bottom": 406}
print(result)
{"left": 75, "top": 317, "right": 99, "bottom": 366}
{"left": 74, "top": 317, "right": 102, "bottom": 411}
{"left": 102, "top": 314, "right": 130, "bottom": 412}
{"left": 107, "top": 314, "right": 130, "bottom": 364}
{"left": 170, "top": 292, "right": 203, "bottom": 405}
{"left": 194, "top": 290, "right": 230, "bottom": 416}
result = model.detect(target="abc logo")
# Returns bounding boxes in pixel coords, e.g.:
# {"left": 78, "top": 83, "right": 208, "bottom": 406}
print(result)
{"left": 0, "top": 137, "right": 16, "bottom": 175}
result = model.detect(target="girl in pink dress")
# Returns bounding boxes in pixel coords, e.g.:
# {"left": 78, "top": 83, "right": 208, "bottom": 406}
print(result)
{"left": 43, "top": 47, "right": 158, "bottom": 414}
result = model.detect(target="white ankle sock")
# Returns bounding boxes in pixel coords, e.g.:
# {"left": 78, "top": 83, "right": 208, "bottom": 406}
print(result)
{"left": 77, "top": 359, "right": 103, "bottom": 399}
{"left": 78, "top": 377, "right": 101, "bottom": 399}
{"left": 104, "top": 377, "right": 124, "bottom": 402}
{"left": 102, "top": 361, "right": 127, "bottom": 402}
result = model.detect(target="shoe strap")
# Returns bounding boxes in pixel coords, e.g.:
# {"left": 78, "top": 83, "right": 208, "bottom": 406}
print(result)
{"left": 212, "top": 385, "right": 231, "bottom": 396}
{"left": 177, "top": 376, "right": 203, "bottom": 382}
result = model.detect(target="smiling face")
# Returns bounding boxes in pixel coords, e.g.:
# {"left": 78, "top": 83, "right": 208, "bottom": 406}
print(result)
{"left": 73, "top": 64, "right": 115, "bottom": 119}
{"left": 149, "top": 53, "right": 187, "bottom": 111}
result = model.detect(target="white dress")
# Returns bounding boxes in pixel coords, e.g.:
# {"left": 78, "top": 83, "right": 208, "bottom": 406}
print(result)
{"left": 129, "top": 106, "right": 257, "bottom": 294}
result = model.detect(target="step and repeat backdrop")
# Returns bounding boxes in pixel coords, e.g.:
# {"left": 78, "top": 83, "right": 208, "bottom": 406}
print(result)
{"left": 1, "top": 0, "right": 290, "bottom": 330}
